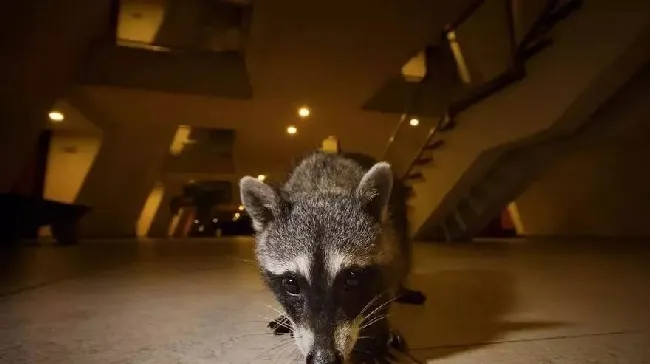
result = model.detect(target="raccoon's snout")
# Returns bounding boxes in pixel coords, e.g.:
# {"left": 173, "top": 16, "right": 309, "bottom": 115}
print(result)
{"left": 305, "top": 349, "right": 343, "bottom": 364}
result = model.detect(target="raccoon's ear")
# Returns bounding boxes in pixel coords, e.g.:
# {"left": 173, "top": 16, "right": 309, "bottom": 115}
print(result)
{"left": 356, "top": 162, "right": 393, "bottom": 220}
{"left": 240, "top": 176, "right": 282, "bottom": 231}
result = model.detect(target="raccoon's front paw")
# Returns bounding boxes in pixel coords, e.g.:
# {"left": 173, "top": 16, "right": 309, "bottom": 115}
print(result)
{"left": 267, "top": 315, "right": 292, "bottom": 336}
{"left": 387, "top": 329, "right": 407, "bottom": 352}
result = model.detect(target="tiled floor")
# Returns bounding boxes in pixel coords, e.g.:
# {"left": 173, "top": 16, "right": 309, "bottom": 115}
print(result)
{"left": 1, "top": 238, "right": 649, "bottom": 363}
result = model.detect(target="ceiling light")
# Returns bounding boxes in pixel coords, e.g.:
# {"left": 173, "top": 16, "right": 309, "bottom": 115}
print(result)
{"left": 198, "top": 225, "right": 204, "bottom": 232}
{"left": 194, "top": 219, "right": 199, "bottom": 224}
{"left": 234, "top": 212, "right": 241, "bottom": 218}
{"left": 298, "top": 106, "right": 310, "bottom": 118}
{"left": 257, "top": 174, "right": 266, "bottom": 182}
{"left": 213, "top": 218, "right": 218, "bottom": 223}
{"left": 49, "top": 111, "right": 64, "bottom": 122}
{"left": 238, "top": 205, "right": 245, "bottom": 211}
{"left": 409, "top": 118, "right": 420, "bottom": 126}
{"left": 287, "top": 126, "right": 298, "bottom": 135}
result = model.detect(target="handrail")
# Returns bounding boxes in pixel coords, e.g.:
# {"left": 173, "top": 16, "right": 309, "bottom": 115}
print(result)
{"left": 402, "top": 124, "right": 439, "bottom": 178}
{"left": 380, "top": 113, "right": 408, "bottom": 160}
{"left": 381, "top": 0, "right": 491, "bottom": 172}
{"left": 445, "top": 0, "right": 488, "bottom": 32}
{"left": 380, "top": 76, "right": 426, "bottom": 161}
{"left": 382, "top": 0, "right": 568, "bottom": 181}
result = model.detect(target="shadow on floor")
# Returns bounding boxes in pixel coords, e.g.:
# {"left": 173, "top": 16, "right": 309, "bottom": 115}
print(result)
{"left": 393, "top": 269, "right": 565, "bottom": 361}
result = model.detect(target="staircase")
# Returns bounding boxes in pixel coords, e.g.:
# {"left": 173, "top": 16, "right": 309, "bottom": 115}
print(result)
{"left": 381, "top": 0, "right": 650, "bottom": 241}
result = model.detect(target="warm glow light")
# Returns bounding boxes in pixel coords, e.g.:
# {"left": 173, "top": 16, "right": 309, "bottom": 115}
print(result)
{"left": 238, "top": 205, "right": 245, "bottom": 211}
{"left": 49, "top": 111, "right": 64, "bottom": 122}
{"left": 257, "top": 174, "right": 266, "bottom": 182}
{"left": 213, "top": 218, "right": 218, "bottom": 223}
{"left": 287, "top": 126, "right": 298, "bottom": 135}
{"left": 194, "top": 219, "right": 199, "bottom": 224}
{"left": 198, "top": 225, "right": 204, "bottom": 232}
{"left": 298, "top": 106, "right": 310, "bottom": 118}
{"left": 409, "top": 118, "right": 420, "bottom": 126}
{"left": 234, "top": 212, "right": 241, "bottom": 218}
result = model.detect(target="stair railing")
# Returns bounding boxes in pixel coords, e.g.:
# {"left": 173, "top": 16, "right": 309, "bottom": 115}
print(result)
{"left": 381, "top": 0, "right": 582, "bottom": 183}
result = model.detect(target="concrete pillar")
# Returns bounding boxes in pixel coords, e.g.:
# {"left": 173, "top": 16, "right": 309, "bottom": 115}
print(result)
{"left": 75, "top": 123, "right": 176, "bottom": 238}
{"left": 147, "top": 178, "right": 185, "bottom": 238}
{"left": 0, "top": 1, "right": 111, "bottom": 192}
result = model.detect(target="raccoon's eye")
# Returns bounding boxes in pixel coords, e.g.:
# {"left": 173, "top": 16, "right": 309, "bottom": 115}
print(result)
{"left": 282, "top": 276, "right": 301, "bottom": 295}
{"left": 345, "top": 270, "right": 360, "bottom": 289}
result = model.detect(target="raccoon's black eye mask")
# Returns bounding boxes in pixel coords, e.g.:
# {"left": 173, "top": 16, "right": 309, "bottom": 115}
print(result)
{"left": 270, "top": 265, "right": 378, "bottom": 297}
{"left": 281, "top": 275, "right": 301, "bottom": 295}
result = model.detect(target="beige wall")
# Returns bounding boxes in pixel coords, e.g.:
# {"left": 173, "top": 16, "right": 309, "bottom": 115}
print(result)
{"left": 44, "top": 131, "right": 102, "bottom": 203}
{"left": 516, "top": 119, "right": 650, "bottom": 238}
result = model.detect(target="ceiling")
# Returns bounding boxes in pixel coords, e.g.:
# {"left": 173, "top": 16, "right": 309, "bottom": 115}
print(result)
{"left": 63, "top": 0, "right": 475, "bottom": 193}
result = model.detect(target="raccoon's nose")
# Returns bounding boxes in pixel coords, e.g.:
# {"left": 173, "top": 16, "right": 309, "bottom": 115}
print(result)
{"left": 306, "top": 350, "right": 343, "bottom": 364}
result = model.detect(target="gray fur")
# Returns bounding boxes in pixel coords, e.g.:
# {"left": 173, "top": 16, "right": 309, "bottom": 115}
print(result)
{"left": 240, "top": 151, "right": 409, "bottom": 283}
{"left": 239, "top": 151, "right": 413, "bottom": 361}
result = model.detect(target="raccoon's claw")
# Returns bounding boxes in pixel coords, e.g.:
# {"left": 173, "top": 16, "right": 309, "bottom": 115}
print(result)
{"left": 267, "top": 315, "right": 292, "bottom": 336}
{"left": 388, "top": 329, "right": 407, "bottom": 352}
{"left": 395, "top": 287, "right": 427, "bottom": 305}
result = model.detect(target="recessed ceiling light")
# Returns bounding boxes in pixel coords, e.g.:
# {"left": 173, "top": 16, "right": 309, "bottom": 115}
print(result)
{"left": 257, "top": 174, "right": 266, "bottom": 182}
{"left": 409, "top": 118, "right": 420, "bottom": 126}
{"left": 234, "top": 212, "right": 241, "bottom": 218}
{"left": 194, "top": 219, "right": 199, "bottom": 224}
{"left": 298, "top": 106, "right": 310, "bottom": 118}
{"left": 49, "top": 111, "right": 64, "bottom": 122}
{"left": 238, "top": 205, "right": 245, "bottom": 211}
{"left": 287, "top": 126, "right": 298, "bottom": 135}
{"left": 213, "top": 218, "right": 218, "bottom": 223}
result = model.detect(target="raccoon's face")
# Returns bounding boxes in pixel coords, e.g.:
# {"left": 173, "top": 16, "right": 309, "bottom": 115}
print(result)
{"left": 240, "top": 163, "right": 395, "bottom": 364}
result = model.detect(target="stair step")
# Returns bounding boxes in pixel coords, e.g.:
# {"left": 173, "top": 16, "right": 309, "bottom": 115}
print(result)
{"left": 413, "top": 157, "right": 433, "bottom": 166}
{"left": 423, "top": 139, "right": 445, "bottom": 150}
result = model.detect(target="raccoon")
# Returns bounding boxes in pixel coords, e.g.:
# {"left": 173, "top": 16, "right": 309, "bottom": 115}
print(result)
{"left": 240, "top": 151, "right": 421, "bottom": 363}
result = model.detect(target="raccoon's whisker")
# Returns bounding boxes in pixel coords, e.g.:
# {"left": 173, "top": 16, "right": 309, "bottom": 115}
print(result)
{"left": 360, "top": 294, "right": 401, "bottom": 326}
{"left": 264, "top": 305, "right": 294, "bottom": 325}
{"left": 358, "top": 292, "right": 384, "bottom": 319}
{"left": 274, "top": 341, "right": 299, "bottom": 364}
{"left": 224, "top": 331, "right": 274, "bottom": 343}
{"left": 240, "top": 318, "right": 290, "bottom": 329}
{"left": 258, "top": 314, "right": 293, "bottom": 331}
{"left": 251, "top": 337, "right": 295, "bottom": 362}
{"left": 359, "top": 314, "right": 390, "bottom": 330}
{"left": 226, "top": 256, "right": 257, "bottom": 265}
{"left": 220, "top": 331, "right": 281, "bottom": 355}
{"left": 264, "top": 304, "right": 286, "bottom": 316}
{"left": 290, "top": 348, "right": 302, "bottom": 364}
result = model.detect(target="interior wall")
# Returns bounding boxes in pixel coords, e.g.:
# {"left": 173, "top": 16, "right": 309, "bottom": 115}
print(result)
{"left": 516, "top": 122, "right": 650, "bottom": 238}
{"left": 43, "top": 131, "right": 102, "bottom": 204}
